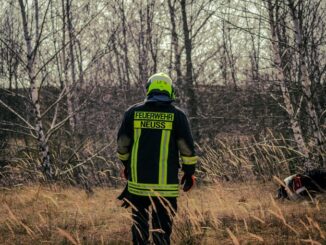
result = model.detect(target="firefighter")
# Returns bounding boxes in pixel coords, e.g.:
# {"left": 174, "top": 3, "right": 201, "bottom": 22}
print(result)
{"left": 117, "top": 72, "right": 197, "bottom": 245}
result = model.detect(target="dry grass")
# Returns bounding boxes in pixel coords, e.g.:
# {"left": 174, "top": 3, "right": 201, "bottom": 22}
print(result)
{"left": 1, "top": 132, "right": 325, "bottom": 244}
{"left": 0, "top": 182, "right": 325, "bottom": 244}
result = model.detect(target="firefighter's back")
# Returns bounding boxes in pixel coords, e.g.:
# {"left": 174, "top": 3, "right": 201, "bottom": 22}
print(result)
{"left": 126, "top": 101, "right": 185, "bottom": 197}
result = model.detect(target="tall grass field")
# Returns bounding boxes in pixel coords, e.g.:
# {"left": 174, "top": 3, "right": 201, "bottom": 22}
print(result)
{"left": 1, "top": 134, "right": 325, "bottom": 244}
{"left": 0, "top": 182, "right": 325, "bottom": 244}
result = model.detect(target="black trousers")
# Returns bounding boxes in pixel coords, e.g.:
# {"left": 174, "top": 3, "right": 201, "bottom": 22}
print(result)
{"left": 131, "top": 196, "right": 177, "bottom": 245}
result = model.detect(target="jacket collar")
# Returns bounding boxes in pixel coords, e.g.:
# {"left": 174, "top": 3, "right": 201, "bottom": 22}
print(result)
{"left": 145, "top": 94, "right": 173, "bottom": 103}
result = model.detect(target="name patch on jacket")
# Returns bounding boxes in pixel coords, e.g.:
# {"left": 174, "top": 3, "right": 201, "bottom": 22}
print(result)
{"left": 134, "top": 111, "right": 174, "bottom": 130}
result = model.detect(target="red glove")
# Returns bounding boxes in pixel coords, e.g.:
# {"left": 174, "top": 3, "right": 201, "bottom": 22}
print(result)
{"left": 181, "top": 174, "right": 196, "bottom": 192}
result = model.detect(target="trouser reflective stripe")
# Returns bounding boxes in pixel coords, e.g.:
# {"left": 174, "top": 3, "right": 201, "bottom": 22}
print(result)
{"left": 131, "top": 128, "right": 141, "bottom": 182}
{"left": 159, "top": 130, "right": 171, "bottom": 185}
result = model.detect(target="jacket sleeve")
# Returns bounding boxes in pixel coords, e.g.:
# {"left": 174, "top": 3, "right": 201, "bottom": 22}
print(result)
{"left": 117, "top": 110, "right": 133, "bottom": 167}
{"left": 175, "top": 110, "right": 197, "bottom": 176}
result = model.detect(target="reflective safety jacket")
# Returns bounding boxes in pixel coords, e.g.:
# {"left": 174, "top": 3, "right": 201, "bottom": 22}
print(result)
{"left": 117, "top": 101, "right": 197, "bottom": 197}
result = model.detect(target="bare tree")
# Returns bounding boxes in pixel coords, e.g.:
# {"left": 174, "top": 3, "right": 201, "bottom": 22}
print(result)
{"left": 0, "top": 3, "right": 21, "bottom": 92}
{"left": 221, "top": 20, "right": 238, "bottom": 90}
{"left": 18, "top": 0, "right": 53, "bottom": 178}
{"left": 265, "top": 0, "right": 326, "bottom": 169}
{"left": 287, "top": 0, "right": 325, "bottom": 161}
{"left": 1, "top": 0, "right": 325, "bottom": 185}
{"left": 168, "top": 0, "right": 182, "bottom": 86}
{"left": 179, "top": 0, "right": 200, "bottom": 140}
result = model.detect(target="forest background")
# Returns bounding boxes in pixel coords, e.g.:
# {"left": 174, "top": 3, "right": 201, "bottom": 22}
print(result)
{"left": 0, "top": 0, "right": 325, "bottom": 244}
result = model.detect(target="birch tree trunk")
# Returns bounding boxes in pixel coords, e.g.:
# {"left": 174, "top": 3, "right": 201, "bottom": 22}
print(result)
{"left": 287, "top": 0, "right": 324, "bottom": 163}
{"left": 18, "top": 0, "right": 52, "bottom": 179}
{"left": 266, "top": 0, "right": 312, "bottom": 168}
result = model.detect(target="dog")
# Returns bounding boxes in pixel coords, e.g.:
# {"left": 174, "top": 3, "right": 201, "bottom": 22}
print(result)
{"left": 276, "top": 169, "right": 326, "bottom": 200}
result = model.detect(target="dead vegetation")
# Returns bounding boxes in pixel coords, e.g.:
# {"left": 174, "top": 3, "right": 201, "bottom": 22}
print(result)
{"left": 0, "top": 181, "right": 325, "bottom": 244}
{"left": 1, "top": 132, "right": 325, "bottom": 244}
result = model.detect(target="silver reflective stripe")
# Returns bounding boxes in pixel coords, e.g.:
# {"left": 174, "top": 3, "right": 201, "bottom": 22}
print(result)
{"left": 128, "top": 186, "right": 179, "bottom": 197}
{"left": 128, "top": 181, "right": 178, "bottom": 190}
{"left": 181, "top": 155, "right": 198, "bottom": 165}
{"left": 117, "top": 152, "right": 130, "bottom": 161}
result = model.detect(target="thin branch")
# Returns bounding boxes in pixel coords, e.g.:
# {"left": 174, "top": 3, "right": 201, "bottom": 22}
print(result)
{"left": 0, "top": 99, "right": 35, "bottom": 130}
{"left": 34, "top": 2, "right": 110, "bottom": 79}
{"left": 192, "top": 9, "right": 215, "bottom": 40}
{"left": 41, "top": 85, "right": 67, "bottom": 118}
{"left": 32, "top": 0, "right": 52, "bottom": 63}
{"left": 0, "top": 128, "right": 36, "bottom": 138}
{"left": 59, "top": 142, "right": 113, "bottom": 175}
{"left": 44, "top": 87, "right": 94, "bottom": 142}
{"left": 0, "top": 38, "right": 26, "bottom": 67}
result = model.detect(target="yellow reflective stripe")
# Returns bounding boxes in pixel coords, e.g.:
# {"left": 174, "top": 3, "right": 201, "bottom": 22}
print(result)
{"left": 159, "top": 130, "right": 170, "bottom": 185}
{"left": 181, "top": 155, "right": 198, "bottom": 165}
{"left": 128, "top": 186, "right": 179, "bottom": 197}
{"left": 128, "top": 181, "right": 178, "bottom": 190}
{"left": 131, "top": 128, "right": 141, "bottom": 182}
{"left": 117, "top": 152, "right": 130, "bottom": 161}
